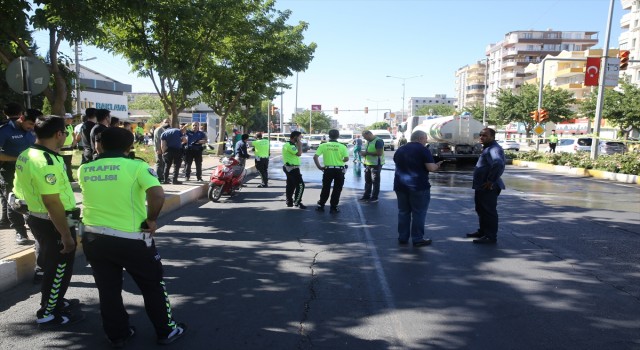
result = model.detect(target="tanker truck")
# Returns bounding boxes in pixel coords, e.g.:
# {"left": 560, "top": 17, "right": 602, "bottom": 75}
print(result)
{"left": 412, "top": 113, "right": 484, "bottom": 161}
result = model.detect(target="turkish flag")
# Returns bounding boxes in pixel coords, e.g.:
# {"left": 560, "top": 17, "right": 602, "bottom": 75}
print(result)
{"left": 584, "top": 57, "right": 601, "bottom": 86}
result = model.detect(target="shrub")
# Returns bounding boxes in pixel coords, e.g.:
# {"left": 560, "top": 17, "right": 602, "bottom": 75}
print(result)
{"left": 509, "top": 150, "right": 640, "bottom": 175}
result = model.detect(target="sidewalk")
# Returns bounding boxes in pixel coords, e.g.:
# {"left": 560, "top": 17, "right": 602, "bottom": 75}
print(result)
{"left": 0, "top": 154, "right": 256, "bottom": 292}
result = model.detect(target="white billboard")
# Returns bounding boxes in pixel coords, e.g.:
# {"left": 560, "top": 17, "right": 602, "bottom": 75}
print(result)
{"left": 76, "top": 91, "right": 129, "bottom": 119}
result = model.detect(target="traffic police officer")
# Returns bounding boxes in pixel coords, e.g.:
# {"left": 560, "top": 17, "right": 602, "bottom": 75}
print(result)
{"left": 253, "top": 132, "right": 270, "bottom": 188}
{"left": 60, "top": 113, "right": 76, "bottom": 182}
{"left": 78, "top": 127, "right": 186, "bottom": 347}
{"left": 13, "top": 115, "right": 83, "bottom": 328}
{"left": 282, "top": 131, "right": 306, "bottom": 209}
{"left": 360, "top": 130, "right": 385, "bottom": 202}
{"left": 313, "top": 129, "right": 349, "bottom": 213}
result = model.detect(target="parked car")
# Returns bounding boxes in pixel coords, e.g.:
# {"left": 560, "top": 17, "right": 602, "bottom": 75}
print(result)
{"left": 370, "top": 130, "right": 395, "bottom": 151}
{"left": 556, "top": 138, "right": 592, "bottom": 153}
{"left": 307, "top": 134, "right": 326, "bottom": 149}
{"left": 497, "top": 140, "right": 520, "bottom": 151}
{"left": 599, "top": 141, "right": 626, "bottom": 155}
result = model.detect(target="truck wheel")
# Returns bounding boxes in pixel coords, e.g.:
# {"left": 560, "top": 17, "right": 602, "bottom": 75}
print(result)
{"left": 208, "top": 185, "right": 223, "bottom": 202}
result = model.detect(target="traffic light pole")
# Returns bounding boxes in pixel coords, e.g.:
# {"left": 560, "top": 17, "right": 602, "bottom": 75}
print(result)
{"left": 591, "top": 0, "right": 615, "bottom": 160}
{"left": 535, "top": 57, "right": 585, "bottom": 151}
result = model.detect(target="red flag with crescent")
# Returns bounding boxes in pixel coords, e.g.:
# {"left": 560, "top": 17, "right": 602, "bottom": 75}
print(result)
{"left": 584, "top": 57, "right": 601, "bottom": 86}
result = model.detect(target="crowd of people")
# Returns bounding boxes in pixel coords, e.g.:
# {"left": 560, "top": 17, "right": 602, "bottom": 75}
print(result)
{"left": 1, "top": 103, "right": 187, "bottom": 346}
{"left": 1, "top": 103, "right": 505, "bottom": 346}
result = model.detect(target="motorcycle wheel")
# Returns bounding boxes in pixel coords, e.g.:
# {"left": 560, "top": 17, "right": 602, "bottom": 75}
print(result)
{"left": 208, "top": 185, "right": 223, "bottom": 202}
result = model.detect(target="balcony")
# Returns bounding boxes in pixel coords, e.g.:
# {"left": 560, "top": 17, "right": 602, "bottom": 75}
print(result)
{"left": 621, "top": 12, "right": 632, "bottom": 29}
{"left": 556, "top": 67, "right": 584, "bottom": 77}
{"left": 557, "top": 82, "right": 584, "bottom": 90}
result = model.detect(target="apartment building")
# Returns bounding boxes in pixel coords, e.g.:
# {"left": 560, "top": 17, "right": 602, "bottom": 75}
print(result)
{"left": 408, "top": 94, "right": 457, "bottom": 116}
{"left": 455, "top": 61, "right": 487, "bottom": 109}
{"left": 619, "top": 0, "right": 640, "bottom": 85}
{"left": 485, "top": 29, "right": 598, "bottom": 104}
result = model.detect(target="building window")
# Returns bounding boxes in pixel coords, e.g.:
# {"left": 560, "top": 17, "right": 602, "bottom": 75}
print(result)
{"left": 633, "top": 38, "right": 637, "bottom": 49}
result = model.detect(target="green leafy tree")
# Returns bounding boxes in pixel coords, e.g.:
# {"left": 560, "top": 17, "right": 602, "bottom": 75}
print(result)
{"left": 494, "top": 83, "right": 575, "bottom": 139}
{"left": 366, "top": 122, "right": 390, "bottom": 130}
{"left": 0, "top": 0, "right": 97, "bottom": 115}
{"left": 463, "top": 103, "right": 498, "bottom": 125}
{"left": 415, "top": 104, "right": 455, "bottom": 116}
{"left": 579, "top": 80, "right": 640, "bottom": 139}
{"left": 292, "top": 110, "right": 331, "bottom": 133}
{"left": 94, "top": 0, "right": 241, "bottom": 126}
{"left": 128, "top": 94, "right": 169, "bottom": 124}
{"left": 197, "top": 4, "right": 316, "bottom": 154}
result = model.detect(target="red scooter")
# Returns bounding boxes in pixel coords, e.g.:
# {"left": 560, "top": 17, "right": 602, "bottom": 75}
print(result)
{"left": 208, "top": 156, "right": 247, "bottom": 202}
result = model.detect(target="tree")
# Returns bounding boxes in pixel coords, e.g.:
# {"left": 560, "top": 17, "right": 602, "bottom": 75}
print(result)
{"left": 0, "top": 0, "right": 98, "bottom": 115}
{"left": 197, "top": 4, "right": 316, "bottom": 154}
{"left": 462, "top": 103, "right": 498, "bottom": 125}
{"left": 415, "top": 104, "right": 455, "bottom": 116}
{"left": 292, "top": 110, "right": 331, "bottom": 133}
{"left": 579, "top": 80, "right": 640, "bottom": 139}
{"left": 94, "top": 0, "right": 247, "bottom": 126}
{"left": 366, "top": 122, "right": 390, "bottom": 130}
{"left": 128, "top": 94, "right": 169, "bottom": 124}
{"left": 494, "top": 83, "right": 575, "bottom": 140}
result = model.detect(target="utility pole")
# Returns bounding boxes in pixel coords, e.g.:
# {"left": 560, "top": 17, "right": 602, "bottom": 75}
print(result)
{"left": 591, "top": 0, "right": 615, "bottom": 160}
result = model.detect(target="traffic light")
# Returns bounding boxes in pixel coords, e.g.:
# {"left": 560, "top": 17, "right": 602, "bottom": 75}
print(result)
{"left": 539, "top": 109, "right": 549, "bottom": 123}
{"left": 334, "top": 107, "right": 338, "bottom": 114}
{"left": 364, "top": 106, "right": 368, "bottom": 114}
{"left": 530, "top": 110, "right": 539, "bottom": 122}
{"left": 270, "top": 105, "right": 278, "bottom": 115}
{"left": 619, "top": 50, "right": 630, "bottom": 71}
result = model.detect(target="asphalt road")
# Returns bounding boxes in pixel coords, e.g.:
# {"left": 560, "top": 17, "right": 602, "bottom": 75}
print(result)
{"left": 1, "top": 150, "right": 639, "bottom": 349}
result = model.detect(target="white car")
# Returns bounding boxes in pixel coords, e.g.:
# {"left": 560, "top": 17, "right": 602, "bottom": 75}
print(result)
{"left": 556, "top": 138, "right": 592, "bottom": 153}
{"left": 307, "top": 134, "right": 326, "bottom": 149}
{"left": 370, "top": 129, "right": 395, "bottom": 151}
{"left": 497, "top": 140, "right": 520, "bottom": 151}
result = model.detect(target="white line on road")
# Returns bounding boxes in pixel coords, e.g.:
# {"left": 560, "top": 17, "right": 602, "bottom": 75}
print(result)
{"left": 354, "top": 196, "right": 407, "bottom": 349}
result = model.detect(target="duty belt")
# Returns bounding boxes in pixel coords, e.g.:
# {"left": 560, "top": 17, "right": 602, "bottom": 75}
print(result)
{"left": 28, "top": 212, "right": 50, "bottom": 220}
{"left": 29, "top": 210, "right": 81, "bottom": 227}
{"left": 325, "top": 166, "right": 344, "bottom": 169}
{"left": 83, "top": 225, "right": 147, "bottom": 241}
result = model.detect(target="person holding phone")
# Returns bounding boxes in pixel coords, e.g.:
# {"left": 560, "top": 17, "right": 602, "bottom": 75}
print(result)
{"left": 282, "top": 131, "right": 306, "bottom": 209}
{"left": 393, "top": 129, "right": 442, "bottom": 247}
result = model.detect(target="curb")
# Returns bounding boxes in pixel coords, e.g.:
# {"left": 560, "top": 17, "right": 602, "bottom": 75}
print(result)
{"left": 0, "top": 163, "right": 257, "bottom": 293}
{"left": 512, "top": 160, "right": 640, "bottom": 185}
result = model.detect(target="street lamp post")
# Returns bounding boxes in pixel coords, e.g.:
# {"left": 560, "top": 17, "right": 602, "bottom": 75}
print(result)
{"left": 74, "top": 42, "right": 96, "bottom": 114}
{"left": 386, "top": 75, "right": 423, "bottom": 124}
{"left": 366, "top": 98, "right": 388, "bottom": 123}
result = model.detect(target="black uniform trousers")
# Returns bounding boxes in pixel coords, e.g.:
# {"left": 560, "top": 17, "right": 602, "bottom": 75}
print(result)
{"left": 0, "top": 161, "right": 27, "bottom": 236}
{"left": 318, "top": 168, "right": 345, "bottom": 207}
{"left": 27, "top": 216, "right": 76, "bottom": 319}
{"left": 363, "top": 164, "right": 382, "bottom": 200}
{"left": 474, "top": 188, "right": 501, "bottom": 239}
{"left": 255, "top": 157, "right": 269, "bottom": 186}
{"left": 162, "top": 148, "right": 183, "bottom": 182}
{"left": 154, "top": 152, "right": 165, "bottom": 182}
{"left": 83, "top": 234, "right": 178, "bottom": 340}
{"left": 60, "top": 148, "right": 74, "bottom": 182}
{"left": 283, "top": 166, "right": 304, "bottom": 205}
{"left": 184, "top": 148, "right": 203, "bottom": 179}
{"left": 81, "top": 148, "right": 93, "bottom": 164}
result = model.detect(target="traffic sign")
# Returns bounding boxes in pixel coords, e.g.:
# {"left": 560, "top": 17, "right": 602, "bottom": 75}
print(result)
{"left": 604, "top": 58, "right": 620, "bottom": 87}
{"left": 534, "top": 124, "right": 545, "bottom": 135}
{"left": 5, "top": 57, "right": 50, "bottom": 95}
{"left": 311, "top": 104, "right": 321, "bottom": 111}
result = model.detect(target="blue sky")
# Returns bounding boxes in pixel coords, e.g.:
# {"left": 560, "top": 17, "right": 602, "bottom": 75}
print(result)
{"left": 33, "top": 0, "right": 622, "bottom": 125}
